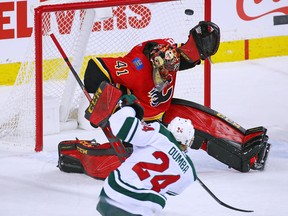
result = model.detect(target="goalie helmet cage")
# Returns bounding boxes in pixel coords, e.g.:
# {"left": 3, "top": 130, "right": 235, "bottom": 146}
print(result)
{"left": 0, "top": 0, "right": 211, "bottom": 152}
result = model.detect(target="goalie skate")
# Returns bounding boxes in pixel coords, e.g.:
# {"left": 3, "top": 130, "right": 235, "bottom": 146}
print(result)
{"left": 250, "top": 139, "right": 271, "bottom": 171}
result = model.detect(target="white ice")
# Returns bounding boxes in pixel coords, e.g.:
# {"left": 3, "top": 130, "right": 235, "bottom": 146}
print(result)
{"left": 0, "top": 56, "right": 287, "bottom": 216}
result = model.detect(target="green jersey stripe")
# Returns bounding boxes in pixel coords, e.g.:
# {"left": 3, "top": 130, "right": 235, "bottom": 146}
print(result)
{"left": 107, "top": 169, "right": 167, "bottom": 208}
{"left": 127, "top": 118, "right": 139, "bottom": 143}
{"left": 116, "top": 117, "right": 135, "bottom": 141}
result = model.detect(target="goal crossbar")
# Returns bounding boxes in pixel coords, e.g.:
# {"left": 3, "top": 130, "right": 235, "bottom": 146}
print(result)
{"left": 0, "top": 0, "right": 211, "bottom": 152}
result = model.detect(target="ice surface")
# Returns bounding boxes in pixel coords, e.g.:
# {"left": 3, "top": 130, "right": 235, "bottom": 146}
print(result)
{"left": 0, "top": 56, "right": 287, "bottom": 216}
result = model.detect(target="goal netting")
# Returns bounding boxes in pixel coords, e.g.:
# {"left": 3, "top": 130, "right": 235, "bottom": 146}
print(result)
{"left": 0, "top": 0, "right": 208, "bottom": 151}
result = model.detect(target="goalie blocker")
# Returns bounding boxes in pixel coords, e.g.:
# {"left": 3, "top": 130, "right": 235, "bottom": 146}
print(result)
{"left": 83, "top": 81, "right": 143, "bottom": 162}
{"left": 58, "top": 82, "right": 143, "bottom": 179}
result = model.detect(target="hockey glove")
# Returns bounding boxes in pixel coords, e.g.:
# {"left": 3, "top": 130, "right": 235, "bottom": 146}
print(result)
{"left": 177, "top": 21, "right": 220, "bottom": 64}
{"left": 85, "top": 81, "right": 122, "bottom": 128}
{"left": 120, "top": 94, "right": 144, "bottom": 120}
{"left": 191, "top": 21, "right": 220, "bottom": 60}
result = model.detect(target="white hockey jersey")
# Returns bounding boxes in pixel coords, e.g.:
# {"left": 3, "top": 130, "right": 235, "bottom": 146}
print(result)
{"left": 101, "top": 107, "right": 197, "bottom": 216}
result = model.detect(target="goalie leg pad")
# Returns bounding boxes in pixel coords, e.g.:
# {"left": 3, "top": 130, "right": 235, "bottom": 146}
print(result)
{"left": 58, "top": 139, "right": 133, "bottom": 179}
{"left": 58, "top": 155, "right": 84, "bottom": 174}
{"left": 206, "top": 138, "right": 251, "bottom": 172}
{"left": 191, "top": 130, "right": 270, "bottom": 172}
{"left": 58, "top": 141, "right": 84, "bottom": 173}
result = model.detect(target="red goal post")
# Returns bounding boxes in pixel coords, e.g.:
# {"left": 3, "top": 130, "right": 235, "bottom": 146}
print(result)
{"left": 0, "top": 0, "right": 211, "bottom": 152}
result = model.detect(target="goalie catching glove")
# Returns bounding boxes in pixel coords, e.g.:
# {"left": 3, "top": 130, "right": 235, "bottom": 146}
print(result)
{"left": 177, "top": 21, "right": 220, "bottom": 63}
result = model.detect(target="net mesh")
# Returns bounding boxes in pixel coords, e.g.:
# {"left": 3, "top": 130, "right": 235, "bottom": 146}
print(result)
{"left": 0, "top": 0, "right": 204, "bottom": 151}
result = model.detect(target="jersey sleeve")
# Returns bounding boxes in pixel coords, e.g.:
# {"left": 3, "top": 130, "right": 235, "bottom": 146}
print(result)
{"left": 109, "top": 107, "right": 136, "bottom": 135}
{"left": 115, "top": 118, "right": 160, "bottom": 148}
{"left": 109, "top": 107, "right": 160, "bottom": 147}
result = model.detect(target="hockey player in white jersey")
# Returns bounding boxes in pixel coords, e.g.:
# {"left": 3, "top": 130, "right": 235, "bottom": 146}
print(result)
{"left": 96, "top": 103, "right": 197, "bottom": 216}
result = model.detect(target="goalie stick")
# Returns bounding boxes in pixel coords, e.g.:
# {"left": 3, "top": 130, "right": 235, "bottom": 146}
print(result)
{"left": 49, "top": 33, "right": 128, "bottom": 162}
{"left": 50, "top": 33, "right": 253, "bottom": 213}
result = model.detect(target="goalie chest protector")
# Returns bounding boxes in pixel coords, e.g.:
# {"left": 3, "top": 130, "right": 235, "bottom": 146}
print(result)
{"left": 58, "top": 140, "right": 132, "bottom": 179}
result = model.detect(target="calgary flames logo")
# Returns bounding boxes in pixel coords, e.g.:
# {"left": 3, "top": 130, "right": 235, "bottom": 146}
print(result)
{"left": 149, "top": 85, "right": 173, "bottom": 107}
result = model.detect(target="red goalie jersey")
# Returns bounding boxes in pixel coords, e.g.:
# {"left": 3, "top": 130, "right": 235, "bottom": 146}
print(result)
{"left": 84, "top": 38, "right": 197, "bottom": 121}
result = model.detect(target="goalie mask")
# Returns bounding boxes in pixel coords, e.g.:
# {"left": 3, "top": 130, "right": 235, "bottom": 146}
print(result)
{"left": 168, "top": 117, "right": 194, "bottom": 147}
{"left": 150, "top": 44, "right": 180, "bottom": 91}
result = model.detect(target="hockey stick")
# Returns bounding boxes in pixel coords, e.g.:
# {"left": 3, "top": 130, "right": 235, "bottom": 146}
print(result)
{"left": 197, "top": 177, "right": 253, "bottom": 213}
{"left": 49, "top": 33, "right": 128, "bottom": 162}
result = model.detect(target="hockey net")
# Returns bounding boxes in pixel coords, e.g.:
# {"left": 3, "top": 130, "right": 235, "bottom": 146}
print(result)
{"left": 0, "top": 0, "right": 208, "bottom": 151}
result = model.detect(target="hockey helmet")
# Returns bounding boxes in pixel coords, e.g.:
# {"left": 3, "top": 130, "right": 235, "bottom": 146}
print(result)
{"left": 167, "top": 117, "right": 194, "bottom": 147}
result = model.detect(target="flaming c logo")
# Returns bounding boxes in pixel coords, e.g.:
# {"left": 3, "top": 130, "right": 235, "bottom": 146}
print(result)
{"left": 237, "top": 0, "right": 288, "bottom": 21}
